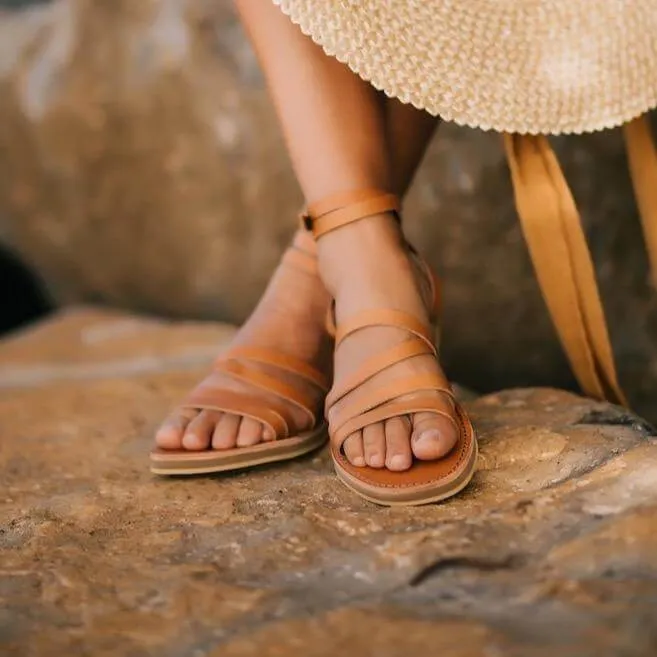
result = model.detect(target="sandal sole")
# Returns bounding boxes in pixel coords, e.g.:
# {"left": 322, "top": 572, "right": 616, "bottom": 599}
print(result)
{"left": 334, "top": 437, "right": 478, "bottom": 506}
{"left": 331, "top": 403, "right": 478, "bottom": 506}
{"left": 150, "top": 424, "right": 327, "bottom": 475}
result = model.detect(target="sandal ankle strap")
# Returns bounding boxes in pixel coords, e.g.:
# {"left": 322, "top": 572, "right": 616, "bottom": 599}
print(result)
{"left": 300, "top": 188, "right": 400, "bottom": 239}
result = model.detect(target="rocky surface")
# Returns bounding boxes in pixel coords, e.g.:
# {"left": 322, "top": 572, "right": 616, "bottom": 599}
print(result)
{"left": 0, "top": 1, "right": 656, "bottom": 418}
{"left": 1, "top": 309, "right": 656, "bottom": 656}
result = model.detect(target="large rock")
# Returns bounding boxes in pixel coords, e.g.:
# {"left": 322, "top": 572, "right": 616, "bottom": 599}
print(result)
{"left": 1, "top": 309, "right": 657, "bottom": 656}
{"left": 0, "top": 1, "right": 656, "bottom": 419}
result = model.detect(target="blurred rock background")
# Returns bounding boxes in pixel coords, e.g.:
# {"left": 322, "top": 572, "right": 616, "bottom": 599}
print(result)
{"left": 0, "top": 0, "right": 655, "bottom": 419}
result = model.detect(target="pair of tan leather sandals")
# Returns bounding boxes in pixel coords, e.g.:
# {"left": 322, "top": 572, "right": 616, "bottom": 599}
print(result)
{"left": 150, "top": 189, "right": 478, "bottom": 506}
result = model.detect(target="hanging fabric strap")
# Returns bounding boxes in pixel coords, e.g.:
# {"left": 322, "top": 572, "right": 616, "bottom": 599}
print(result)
{"left": 503, "top": 133, "right": 628, "bottom": 407}
{"left": 623, "top": 115, "right": 657, "bottom": 290}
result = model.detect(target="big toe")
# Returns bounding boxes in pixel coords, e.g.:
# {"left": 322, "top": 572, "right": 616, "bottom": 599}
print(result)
{"left": 411, "top": 411, "right": 458, "bottom": 461}
{"left": 155, "top": 410, "right": 195, "bottom": 449}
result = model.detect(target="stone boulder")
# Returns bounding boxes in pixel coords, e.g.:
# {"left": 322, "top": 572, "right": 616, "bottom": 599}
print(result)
{"left": 0, "top": 0, "right": 655, "bottom": 419}
{"left": 1, "top": 309, "right": 656, "bottom": 656}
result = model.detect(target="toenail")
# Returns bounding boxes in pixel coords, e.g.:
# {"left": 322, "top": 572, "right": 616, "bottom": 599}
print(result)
{"left": 352, "top": 456, "right": 366, "bottom": 467}
{"left": 390, "top": 455, "right": 408, "bottom": 469}
{"left": 414, "top": 430, "right": 441, "bottom": 447}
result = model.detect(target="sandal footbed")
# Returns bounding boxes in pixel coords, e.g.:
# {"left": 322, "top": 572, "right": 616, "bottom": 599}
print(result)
{"left": 331, "top": 403, "right": 477, "bottom": 505}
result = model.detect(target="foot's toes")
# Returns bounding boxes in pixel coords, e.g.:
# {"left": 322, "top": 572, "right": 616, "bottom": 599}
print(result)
{"left": 343, "top": 431, "right": 365, "bottom": 466}
{"left": 155, "top": 410, "right": 196, "bottom": 449}
{"left": 362, "top": 423, "right": 386, "bottom": 468}
{"left": 236, "top": 417, "right": 265, "bottom": 447}
{"left": 182, "top": 410, "right": 222, "bottom": 450}
{"left": 384, "top": 416, "right": 413, "bottom": 471}
{"left": 411, "top": 411, "right": 458, "bottom": 461}
{"left": 211, "top": 413, "right": 241, "bottom": 450}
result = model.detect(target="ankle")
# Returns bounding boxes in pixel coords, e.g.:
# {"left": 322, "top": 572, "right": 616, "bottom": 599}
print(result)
{"left": 315, "top": 212, "right": 411, "bottom": 294}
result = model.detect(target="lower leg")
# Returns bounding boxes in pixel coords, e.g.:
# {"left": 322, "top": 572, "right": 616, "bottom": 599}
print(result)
{"left": 236, "top": 0, "right": 456, "bottom": 470}
{"left": 386, "top": 97, "right": 440, "bottom": 197}
{"left": 156, "top": 3, "right": 439, "bottom": 454}
{"left": 235, "top": 0, "right": 391, "bottom": 201}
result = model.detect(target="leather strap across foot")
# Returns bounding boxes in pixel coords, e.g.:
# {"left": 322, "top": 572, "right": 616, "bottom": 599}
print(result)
{"left": 184, "top": 346, "right": 329, "bottom": 439}
{"left": 178, "top": 237, "right": 329, "bottom": 441}
{"left": 325, "top": 309, "right": 458, "bottom": 456}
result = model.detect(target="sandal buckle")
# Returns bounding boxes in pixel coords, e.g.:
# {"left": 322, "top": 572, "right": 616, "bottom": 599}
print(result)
{"left": 299, "top": 209, "right": 314, "bottom": 232}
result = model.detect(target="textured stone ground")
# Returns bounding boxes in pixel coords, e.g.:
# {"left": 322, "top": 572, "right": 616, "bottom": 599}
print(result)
{"left": 1, "top": 309, "right": 657, "bottom": 657}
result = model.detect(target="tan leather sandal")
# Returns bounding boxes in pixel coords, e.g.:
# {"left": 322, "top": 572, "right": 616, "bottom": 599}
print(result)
{"left": 302, "top": 189, "right": 478, "bottom": 505}
{"left": 150, "top": 231, "right": 330, "bottom": 475}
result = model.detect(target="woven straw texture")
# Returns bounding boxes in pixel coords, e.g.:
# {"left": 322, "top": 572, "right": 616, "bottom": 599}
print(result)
{"left": 273, "top": 0, "right": 657, "bottom": 135}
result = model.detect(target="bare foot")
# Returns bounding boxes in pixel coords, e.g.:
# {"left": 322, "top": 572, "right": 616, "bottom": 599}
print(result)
{"left": 155, "top": 232, "right": 332, "bottom": 450}
{"left": 317, "top": 213, "right": 458, "bottom": 471}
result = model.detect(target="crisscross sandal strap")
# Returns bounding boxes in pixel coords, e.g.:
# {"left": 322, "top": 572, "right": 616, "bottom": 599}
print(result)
{"left": 335, "top": 309, "right": 436, "bottom": 352}
{"left": 331, "top": 383, "right": 458, "bottom": 452}
{"left": 504, "top": 133, "right": 627, "bottom": 406}
{"left": 301, "top": 189, "right": 400, "bottom": 239}
{"left": 225, "top": 346, "right": 330, "bottom": 391}
{"left": 182, "top": 388, "right": 291, "bottom": 438}
{"left": 179, "top": 340, "right": 326, "bottom": 440}
{"left": 326, "top": 307, "right": 454, "bottom": 452}
{"left": 326, "top": 339, "right": 434, "bottom": 409}
{"left": 214, "top": 358, "right": 319, "bottom": 428}
{"left": 624, "top": 115, "right": 657, "bottom": 289}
